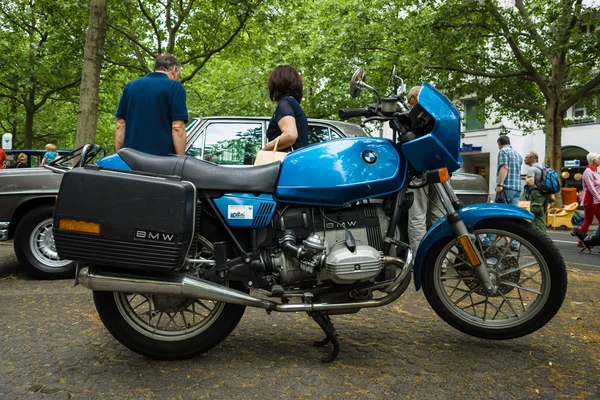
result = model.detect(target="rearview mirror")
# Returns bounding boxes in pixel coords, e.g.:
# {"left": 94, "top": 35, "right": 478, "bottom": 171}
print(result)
{"left": 350, "top": 68, "right": 366, "bottom": 98}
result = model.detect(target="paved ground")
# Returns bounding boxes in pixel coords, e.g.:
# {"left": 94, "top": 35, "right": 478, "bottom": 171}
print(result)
{"left": 546, "top": 228, "right": 600, "bottom": 271}
{"left": 1, "top": 241, "right": 599, "bottom": 399}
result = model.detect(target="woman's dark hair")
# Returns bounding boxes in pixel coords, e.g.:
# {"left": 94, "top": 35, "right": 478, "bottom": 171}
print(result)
{"left": 267, "top": 65, "right": 303, "bottom": 103}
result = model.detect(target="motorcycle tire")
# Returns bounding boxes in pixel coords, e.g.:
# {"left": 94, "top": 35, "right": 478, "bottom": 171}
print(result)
{"left": 422, "top": 219, "right": 567, "bottom": 340}
{"left": 93, "top": 218, "right": 246, "bottom": 360}
{"left": 93, "top": 286, "right": 246, "bottom": 360}
{"left": 13, "top": 204, "right": 76, "bottom": 279}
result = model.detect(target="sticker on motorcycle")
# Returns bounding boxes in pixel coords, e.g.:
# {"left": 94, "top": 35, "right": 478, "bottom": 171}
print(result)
{"left": 228, "top": 205, "right": 253, "bottom": 219}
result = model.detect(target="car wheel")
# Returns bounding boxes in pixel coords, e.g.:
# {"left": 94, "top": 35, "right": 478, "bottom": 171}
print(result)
{"left": 13, "top": 204, "right": 75, "bottom": 279}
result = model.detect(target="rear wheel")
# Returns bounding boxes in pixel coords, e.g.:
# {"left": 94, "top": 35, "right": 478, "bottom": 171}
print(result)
{"left": 93, "top": 229, "right": 246, "bottom": 360}
{"left": 422, "top": 219, "right": 567, "bottom": 339}
{"left": 13, "top": 205, "right": 75, "bottom": 279}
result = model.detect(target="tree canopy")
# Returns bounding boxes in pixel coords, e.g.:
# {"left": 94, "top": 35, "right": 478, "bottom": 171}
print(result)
{"left": 0, "top": 0, "right": 598, "bottom": 161}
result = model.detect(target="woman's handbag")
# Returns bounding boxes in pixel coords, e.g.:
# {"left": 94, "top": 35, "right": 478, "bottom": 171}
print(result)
{"left": 254, "top": 137, "right": 293, "bottom": 166}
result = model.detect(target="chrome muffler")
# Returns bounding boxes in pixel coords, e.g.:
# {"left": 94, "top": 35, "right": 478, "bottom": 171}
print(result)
{"left": 78, "top": 249, "right": 412, "bottom": 313}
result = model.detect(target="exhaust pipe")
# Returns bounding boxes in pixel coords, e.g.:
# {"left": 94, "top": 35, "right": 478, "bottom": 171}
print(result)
{"left": 78, "top": 250, "right": 412, "bottom": 313}
{"left": 78, "top": 267, "right": 276, "bottom": 310}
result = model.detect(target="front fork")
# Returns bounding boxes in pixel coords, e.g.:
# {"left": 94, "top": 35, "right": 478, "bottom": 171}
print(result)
{"left": 432, "top": 181, "right": 497, "bottom": 295}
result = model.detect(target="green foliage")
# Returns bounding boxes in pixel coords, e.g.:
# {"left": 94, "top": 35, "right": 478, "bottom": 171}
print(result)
{"left": 2, "top": 0, "right": 598, "bottom": 156}
{"left": 0, "top": 0, "right": 88, "bottom": 148}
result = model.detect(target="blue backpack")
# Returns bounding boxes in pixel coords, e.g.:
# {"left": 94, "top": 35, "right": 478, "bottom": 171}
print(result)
{"left": 535, "top": 165, "right": 561, "bottom": 194}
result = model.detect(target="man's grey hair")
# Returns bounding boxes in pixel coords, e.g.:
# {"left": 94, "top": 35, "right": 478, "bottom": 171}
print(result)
{"left": 586, "top": 152, "right": 600, "bottom": 165}
{"left": 408, "top": 86, "right": 421, "bottom": 98}
{"left": 528, "top": 151, "right": 538, "bottom": 162}
{"left": 154, "top": 53, "right": 181, "bottom": 72}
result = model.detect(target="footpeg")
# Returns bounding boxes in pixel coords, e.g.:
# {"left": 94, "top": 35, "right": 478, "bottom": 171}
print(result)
{"left": 270, "top": 285, "right": 284, "bottom": 297}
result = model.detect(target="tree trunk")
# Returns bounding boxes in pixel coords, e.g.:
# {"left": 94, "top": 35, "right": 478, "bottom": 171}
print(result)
{"left": 544, "top": 100, "right": 563, "bottom": 207}
{"left": 75, "top": 0, "right": 108, "bottom": 151}
{"left": 23, "top": 108, "right": 34, "bottom": 149}
{"left": 10, "top": 100, "right": 18, "bottom": 143}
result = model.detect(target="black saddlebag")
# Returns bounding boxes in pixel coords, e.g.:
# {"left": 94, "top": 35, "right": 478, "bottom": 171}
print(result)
{"left": 53, "top": 167, "right": 196, "bottom": 271}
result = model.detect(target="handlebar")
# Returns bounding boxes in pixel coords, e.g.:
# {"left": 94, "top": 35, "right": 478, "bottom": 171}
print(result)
{"left": 338, "top": 107, "right": 374, "bottom": 120}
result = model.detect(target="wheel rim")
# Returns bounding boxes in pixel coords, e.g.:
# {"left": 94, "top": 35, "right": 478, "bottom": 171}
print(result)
{"left": 433, "top": 228, "right": 551, "bottom": 329}
{"left": 30, "top": 218, "right": 72, "bottom": 268}
{"left": 114, "top": 235, "right": 226, "bottom": 341}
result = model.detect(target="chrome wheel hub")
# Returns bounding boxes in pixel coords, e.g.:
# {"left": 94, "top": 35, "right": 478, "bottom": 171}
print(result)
{"left": 30, "top": 218, "right": 72, "bottom": 268}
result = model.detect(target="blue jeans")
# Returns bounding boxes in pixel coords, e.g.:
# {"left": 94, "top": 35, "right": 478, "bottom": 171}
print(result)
{"left": 495, "top": 188, "right": 521, "bottom": 207}
{"left": 488, "top": 188, "right": 522, "bottom": 250}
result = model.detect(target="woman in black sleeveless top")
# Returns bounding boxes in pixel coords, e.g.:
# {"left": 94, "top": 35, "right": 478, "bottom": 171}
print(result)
{"left": 264, "top": 65, "right": 308, "bottom": 153}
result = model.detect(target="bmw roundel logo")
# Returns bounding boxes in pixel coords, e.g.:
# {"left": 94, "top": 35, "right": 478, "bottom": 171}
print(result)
{"left": 361, "top": 150, "right": 378, "bottom": 164}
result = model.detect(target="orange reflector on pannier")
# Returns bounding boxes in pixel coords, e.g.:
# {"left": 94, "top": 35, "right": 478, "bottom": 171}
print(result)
{"left": 59, "top": 219, "right": 100, "bottom": 234}
{"left": 457, "top": 235, "right": 481, "bottom": 267}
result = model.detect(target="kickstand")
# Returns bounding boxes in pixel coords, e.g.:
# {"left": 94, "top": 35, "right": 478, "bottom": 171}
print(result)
{"left": 311, "top": 313, "right": 340, "bottom": 363}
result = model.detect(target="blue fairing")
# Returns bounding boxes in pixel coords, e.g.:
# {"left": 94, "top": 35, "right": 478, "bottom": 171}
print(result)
{"left": 402, "top": 83, "right": 462, "bottom": 172}
{"left": 275, "top": 137, "right": 407, "bottom": 206}
{"left": 412, "top": 203, "right": 534, "bottom": 290}
{"left": 96, "top": 154, "right": 132, "bottom": 171}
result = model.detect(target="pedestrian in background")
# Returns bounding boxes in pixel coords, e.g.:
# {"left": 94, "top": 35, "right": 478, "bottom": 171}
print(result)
{"left": 524, "top": 151, "right": 549, "bottom": 232}
{"left": 15, "top": 153, "right": 28, "bottom": 168}
{"left": 406, "top": 85, "right": 444, "bottom": 250}
{"left": 486, "top": 136, "right": 523, "bottom": 250}
{"left": 495, "top": 136, "right": 523, "bottom": 206}
{"left": 578, "top": 152, "right": 600, "bottom": 246}
{"left": 115, "top": 53, "right": 188, "bottom": 156}
{"left": 40, "top": 143, "right": 57, "bottom": 166}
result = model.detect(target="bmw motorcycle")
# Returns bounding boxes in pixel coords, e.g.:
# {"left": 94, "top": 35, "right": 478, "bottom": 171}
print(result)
{"left": 51, "top": 69, "right": 567, "bottom": 362}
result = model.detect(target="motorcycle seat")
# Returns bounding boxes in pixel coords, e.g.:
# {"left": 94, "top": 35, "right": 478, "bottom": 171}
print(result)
{"left": 117, "top": 148, "right": 281, "bottom": 194}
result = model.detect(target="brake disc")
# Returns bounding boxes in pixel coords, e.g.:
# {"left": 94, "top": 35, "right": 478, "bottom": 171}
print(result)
{"left": 454, "top": 246, "right": 521, "bottom": 297}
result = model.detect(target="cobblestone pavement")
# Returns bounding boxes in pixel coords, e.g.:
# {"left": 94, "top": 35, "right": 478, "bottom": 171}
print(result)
{"left": 1, "top": 242, "right": 599, "bottom": 399}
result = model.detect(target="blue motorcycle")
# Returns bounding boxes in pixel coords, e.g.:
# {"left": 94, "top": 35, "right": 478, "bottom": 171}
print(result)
{"left": 51, "top": 69, "right": 567, "bottom": 363}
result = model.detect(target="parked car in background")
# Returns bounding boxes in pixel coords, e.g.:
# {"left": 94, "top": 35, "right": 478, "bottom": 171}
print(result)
{"left": 448, "top": 172, "right": 489, "bottom": 205}
{"left": 184, "top": 116, "right": 367, "bottom": 164}
{"left": 0, "top": 117, "right": 488, "bottom": 279}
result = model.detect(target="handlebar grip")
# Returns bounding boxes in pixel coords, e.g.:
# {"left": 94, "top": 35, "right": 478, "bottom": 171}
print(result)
{"left": 338, "top": 107, "right": 372, "bottom": 120}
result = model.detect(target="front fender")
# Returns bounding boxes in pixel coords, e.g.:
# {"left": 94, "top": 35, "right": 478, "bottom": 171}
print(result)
{"left": 413, "top": 203, "right": 534, "bottom": 290}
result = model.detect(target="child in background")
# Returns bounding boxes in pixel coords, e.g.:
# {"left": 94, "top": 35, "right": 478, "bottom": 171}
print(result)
{"left": 40, "top": 144, "right": 57, "bottom": 166}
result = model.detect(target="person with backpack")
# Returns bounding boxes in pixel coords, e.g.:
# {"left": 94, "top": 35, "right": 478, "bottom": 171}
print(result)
{"left": 578, "top": 152, "right": 600, "bottom": 246}
{"left": 525, "top": 151, "right": 552, "bottom": 232}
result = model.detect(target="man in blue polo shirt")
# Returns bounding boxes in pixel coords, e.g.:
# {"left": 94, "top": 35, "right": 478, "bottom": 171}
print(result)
{"left": 115, "top": 53, "right": 188, "bottom": 156}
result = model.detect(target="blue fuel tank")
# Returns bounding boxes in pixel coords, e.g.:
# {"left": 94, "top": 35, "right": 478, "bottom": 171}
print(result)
{"left": 274, "top": 137, "right": 406, "bottom": 206}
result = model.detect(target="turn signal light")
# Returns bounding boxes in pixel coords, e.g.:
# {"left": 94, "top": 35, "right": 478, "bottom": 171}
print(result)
{"left": 438, "top": 168, "right": 450, "bottom": 183}
{"left": 426, "top": 168, "right": 450, "bottom": 183}
{"left": 59, "top": 219, "right": 100, "bottom": 234}
{"left": 457, "top": 235, "right": 481, "bottom": 267}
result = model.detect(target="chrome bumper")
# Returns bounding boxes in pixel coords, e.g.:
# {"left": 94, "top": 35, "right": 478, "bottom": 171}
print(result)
{"left": 0, "top": 222, "right": 9, "bottom": 241}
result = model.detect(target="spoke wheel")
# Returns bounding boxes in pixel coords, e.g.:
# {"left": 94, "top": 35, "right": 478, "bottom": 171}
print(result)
{"left": 422, "top": 219, "right": 567, "bottom": 339}
{"left": 93, "top": 226, "right": 246, "bottom": 360}
{"left": 115, "top": 292, "right": 226, "bottom": 341}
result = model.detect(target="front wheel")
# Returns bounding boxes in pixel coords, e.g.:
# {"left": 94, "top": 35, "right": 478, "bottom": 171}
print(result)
{"left": 422, "top": 219, "right": 567, "bottom": 340}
